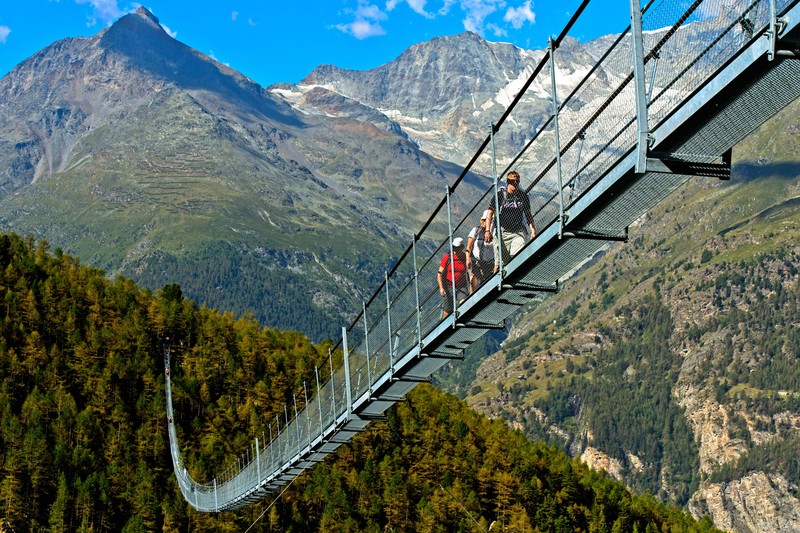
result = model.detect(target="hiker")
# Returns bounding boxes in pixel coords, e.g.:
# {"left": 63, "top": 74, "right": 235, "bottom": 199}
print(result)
{"left": 484, "top": 170, "right": 536, "bottom": 272}
{"left": 466, "top": 209, "right": 495, "bottom": 292}
{"left": 437, "top": 237, "right": 469, "bottom": 319}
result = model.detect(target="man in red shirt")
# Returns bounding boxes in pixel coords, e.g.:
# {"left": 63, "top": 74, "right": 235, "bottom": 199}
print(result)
{"left": 438, "top": 237, "right": 469, "bottom": 319}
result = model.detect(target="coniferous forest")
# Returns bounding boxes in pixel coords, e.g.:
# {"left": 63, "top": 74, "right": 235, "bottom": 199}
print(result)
{"left": 0, "top": 231, "right": 721, "bottom": 532}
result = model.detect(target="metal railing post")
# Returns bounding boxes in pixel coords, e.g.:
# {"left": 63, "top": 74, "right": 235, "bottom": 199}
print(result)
{"left": 445, "top": 185, "right": 457, "bottom": 324}
{"left": 342, "top": 327, "right": 353, "bottom": 419}
{"left": 316, "top": 366, "right": 323, "bottom": 437}
{"left": 385, "top": 271, "right": 394, "bottom": 372}
{"left": 269, "top": 423, "right": 274, "bottom": 476}
{"left": 214, "top": 478, "right": 218, "bottom": 513}
{"left": 284, "top": 405, "right": 290, "bottom": 461}
{"left": 362, "top": 302, "right": 372, "bottom": 394}
{"left": 329, "top": 350, "right": 337, "bottom": 419}
{"left": 412, "top": 235, "right": 423, "bottom": 350}
{"left": 630, "top": 0, "right": 649, "bottom": 173}
{"left": 490, "top": 123, "right": 504, "bottom": 283}
{"left": 293, "top": 395, "right": 301, "bottom": 455}
{"left": 769, "top": 0, "right": 778, "bottom": 60}
{"left": 549, "top": 37, "right": 566, "bottom": 238}
{"left": 255, "top": 439, "right": 260, "bottom": 487}
{"left": 304, "top": 382, "right": 311, "bottom": 449}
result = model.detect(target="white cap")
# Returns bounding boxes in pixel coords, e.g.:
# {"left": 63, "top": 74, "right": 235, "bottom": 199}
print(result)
{"left": 481, "top": 209, "right": 492, "bottom": 220}
{"left": 452, "top": 237, "right": 464, "bottom": 247}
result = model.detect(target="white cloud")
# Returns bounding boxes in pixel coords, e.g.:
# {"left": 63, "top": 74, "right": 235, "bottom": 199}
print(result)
{"left": 75, "top": 0, "right": 123, "bottom": 26}
{"left": 339, "top": 0, "right": 532, "bottom": 41}
{"left": 504, "top": 0, "right": 535, "bottom": 29}
{"left": 355, "top": 2, "right": 388, "bottom": 21}
{"left": 0, "top": 26, "right": 10, "bottom": 44}
{"left": 336, "top": 20, "right": 387, "bottom": 39}
{"left": 161, "top": 23, "right": 177, "bottom": 38}
{"left": 459, "top": 0, "right": 505, "bottom": 35}
{"left": 438, "top": 0, "right": 457, "bottom": 16}
{"left": 337, "top": 0, "right": 388, "bottom": 39}
{"left": 386, "top": 0, "right": 434, "bottom": 18}
{"left": 486, "top": 22, "right": 507, "bottom": 37}
{"left": 232, "top": 11, "right": 239, "bottom": 22}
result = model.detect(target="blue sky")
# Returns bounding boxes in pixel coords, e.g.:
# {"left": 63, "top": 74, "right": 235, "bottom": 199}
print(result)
{"left": 0, "top": 0, "right": 629, "bottom": 88}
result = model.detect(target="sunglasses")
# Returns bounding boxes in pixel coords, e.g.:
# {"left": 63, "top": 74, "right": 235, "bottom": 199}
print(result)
{"left": 507, "top": 180, "right": 519, "bottom": 185}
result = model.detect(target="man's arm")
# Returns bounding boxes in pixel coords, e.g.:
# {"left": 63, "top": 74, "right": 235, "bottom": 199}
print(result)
{"left": 484, "top": 208, "right": 494, "bottom": 242}
{"left": 525, "top": 195, "right": 536, "bottom": 239}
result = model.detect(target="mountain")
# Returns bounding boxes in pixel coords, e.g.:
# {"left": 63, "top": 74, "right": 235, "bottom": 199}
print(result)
{"left": 0, "top": 8, "right": 485, "bottom": 342}
{"left": 0, "top": 231, "right": 721, "bottom": 531}
{"left": 2, "top": 6, "right": 800, "bottom": 530}
{"left": 283, "top": 32, "right": 601, "bottom": 167}
{"left": 461, "top": 96, "right": 800, "bottom": 532}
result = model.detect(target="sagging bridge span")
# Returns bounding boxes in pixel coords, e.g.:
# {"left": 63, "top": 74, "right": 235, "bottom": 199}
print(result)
{"left": 165, "top": 0, "right": 800, "bottom": 511}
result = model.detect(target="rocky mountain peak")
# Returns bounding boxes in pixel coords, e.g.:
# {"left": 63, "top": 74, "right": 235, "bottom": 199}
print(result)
{"left": 134, "top": 6, "right": 159, "bottom": 22}
{"left": 133, "top": 6, "right": 161, "bottom": 27}
{"left": 100, "top": 5, "right": 172, "bottom": 52}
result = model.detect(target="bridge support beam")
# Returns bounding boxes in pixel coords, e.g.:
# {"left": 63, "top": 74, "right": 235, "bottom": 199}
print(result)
{"left": 563, "top": 228, "right": 629, "bottom": 242}
{"left": 646, "top": 149, "right": 731, "bottom": 180}
{"left": 506, "top": 280, "right": 559, "bottom": 293}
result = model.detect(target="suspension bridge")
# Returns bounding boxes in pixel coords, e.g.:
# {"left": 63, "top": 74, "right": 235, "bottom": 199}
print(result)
{"left": 165, "top": 0, "right": 800, "bottom": 511}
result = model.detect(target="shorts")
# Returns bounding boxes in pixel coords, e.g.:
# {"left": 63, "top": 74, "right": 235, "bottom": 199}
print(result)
{"left": 495, "top": 230, "right": 527, "bottom": 268}
{"left": 442, "top": 285, "right": 469, "bottom": 313}
{"left": 471, "top": 260, "right": 494, "bottom": 285}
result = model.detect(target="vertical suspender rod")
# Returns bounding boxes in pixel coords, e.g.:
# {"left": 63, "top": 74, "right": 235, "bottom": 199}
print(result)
{"left": 490, "top": 123, "right": 504, "bottom": 283}
{"left": 363, "top": 302, "right": 372, "bottom": 394}
{"left": 385, "top": 271, "right": 394, "bottom": 372}
{"left": 548, "top": 37, "right": 566, "bottom": 238}
{"left": 342, "top": 327, "right": 353, "bottom": 419}
{"left": 445, "top": 186, "right": 457, "bottom": 325}
{"left": 412, "top": 235, "right": 423, "bottom": 350}
{"left": 630, "top": 0, "right": 649, "bottom": 173}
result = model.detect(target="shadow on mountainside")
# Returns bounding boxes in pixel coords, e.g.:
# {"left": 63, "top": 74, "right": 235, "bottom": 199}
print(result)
{"left": 99, "top": 8, "right": 303, "bottom": 127}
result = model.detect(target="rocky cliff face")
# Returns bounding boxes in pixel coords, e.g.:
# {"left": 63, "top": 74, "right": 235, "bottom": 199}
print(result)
{"left": 689, "top": 472, "right": 800, "bottom": 533}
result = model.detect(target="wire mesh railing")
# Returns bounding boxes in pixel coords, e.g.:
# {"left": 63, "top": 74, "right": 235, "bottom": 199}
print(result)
{"left": 166, "top": 0, "right": 795, "bottom": 511}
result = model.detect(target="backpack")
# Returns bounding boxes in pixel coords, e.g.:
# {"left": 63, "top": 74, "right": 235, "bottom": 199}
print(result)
{"left": 471, "top": 226, "right": 491, "bottom": 261}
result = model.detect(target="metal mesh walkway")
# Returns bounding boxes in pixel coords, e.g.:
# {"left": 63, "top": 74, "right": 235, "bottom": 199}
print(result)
{"left": 166, "top": 0, "right": 800, "bottom": 511}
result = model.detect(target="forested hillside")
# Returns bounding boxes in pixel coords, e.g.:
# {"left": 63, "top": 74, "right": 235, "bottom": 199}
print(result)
{"left": 0, "top": 231, "right": 720, "bottom": 531}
